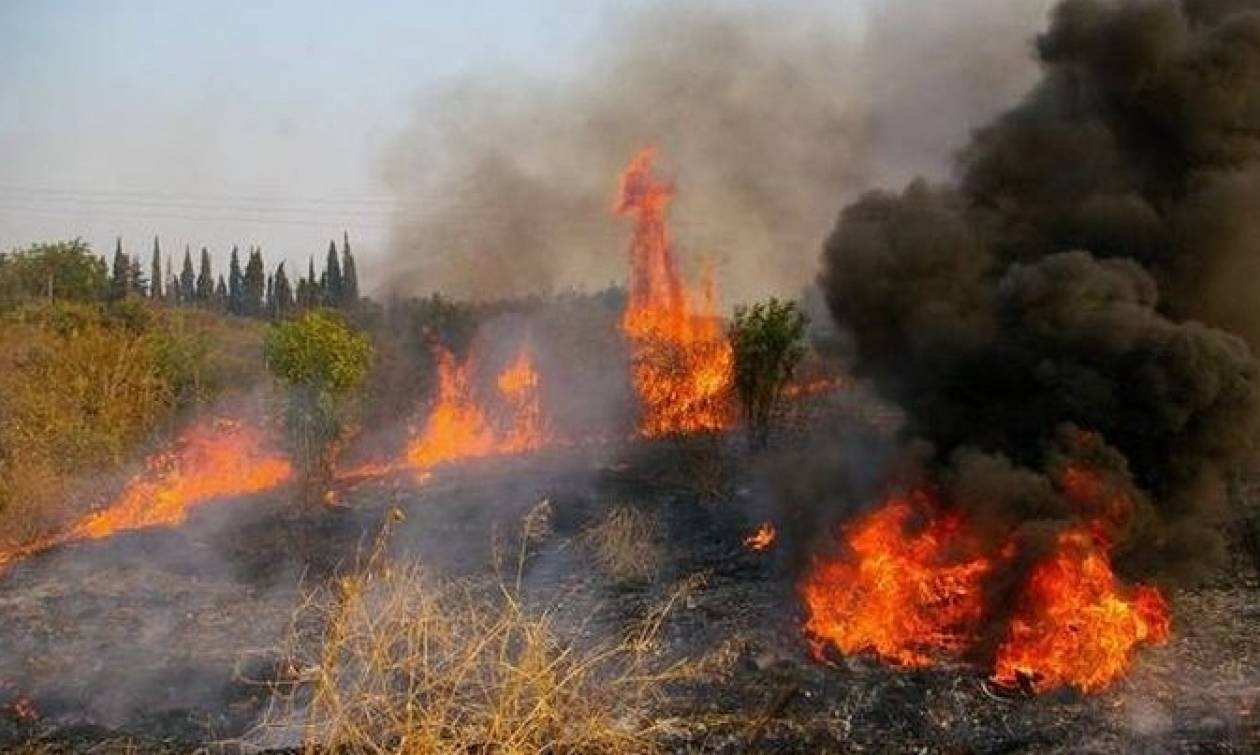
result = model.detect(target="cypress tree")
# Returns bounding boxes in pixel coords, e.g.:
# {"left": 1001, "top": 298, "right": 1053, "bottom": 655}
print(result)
{"left": 110, "top": 238, "right": 130, "bottom": 301}
{"left": 274, "top": 262, "right": 294, "bottom": 318}
{"left": 324, "top": 240, "right": 342, "bottom": 306}
{"left": 341, "top": 231, "right": 359, "bottom": 306}
{"left": 150, "top": 237, "right": 163, "bottom": 300}
{"left": 214, "top": 275, "right": 228, "bottom": 310}
{"left": 228, "top": 246, "right": 244, "bottom": 315}
{"left": 128, "top": 256, "right": 146, "bottom": 296}
{"left": 265, "top": 274, "right": 275, "bottom": 318}
{"left": 307, "top": 257, "right": 319, "bottom": 306}
{"left": 179, "top": 246, "right": 196, "bottom": 305}
{"left": 244, "top": 247, "right": 266, "bottom": 317}
{"left": 196, "top": 247, "right": 214, "bottom": 304}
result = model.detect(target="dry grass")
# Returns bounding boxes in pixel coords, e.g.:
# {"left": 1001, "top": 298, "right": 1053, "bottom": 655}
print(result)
{"left": 582, "top": 505, "right": 663, "bottom": 586}
{"left": 251, "top": 507, "right": 689, "bottom": 754}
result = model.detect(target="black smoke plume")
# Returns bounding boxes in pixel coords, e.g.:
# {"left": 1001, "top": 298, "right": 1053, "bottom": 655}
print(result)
{"left": 819, "top": 0, "right": 1260, "bottom": 580}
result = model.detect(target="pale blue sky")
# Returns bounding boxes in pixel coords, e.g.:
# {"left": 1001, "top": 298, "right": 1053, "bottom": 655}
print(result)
{"left": 0, "top": 1, "right": 627, "bottom": 287}
{"left": 0, "top": 1, "right": 1043, "bottom": 294}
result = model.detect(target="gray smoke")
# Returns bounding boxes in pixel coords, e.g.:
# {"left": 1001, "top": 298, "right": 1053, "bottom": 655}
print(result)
{"left": 381, "top": 0, "right": 1051, "bottom": 304}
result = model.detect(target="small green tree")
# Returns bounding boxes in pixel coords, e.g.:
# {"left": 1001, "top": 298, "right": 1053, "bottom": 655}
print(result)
{"left": 264, "top": 309, "right": 373, "bottom": 494}
{"left": 0, "top": 239, "right": 107, "bottom": 307}
{"left": 729, "top": 298, "right": 807, "bottom": 448}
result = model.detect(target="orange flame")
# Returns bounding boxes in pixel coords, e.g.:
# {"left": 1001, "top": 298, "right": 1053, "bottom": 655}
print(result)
{"left": 70, "top": 418, "right": 292, "bottom": 540}
{"left": 614, "top": 148, "right": 734, "bottom": 437}
{"left": 990, "top": 463, "right": 1170, "bottom": 693}
{"left": 992, "top": 526, "right": 1170, "bottom": 693}
{"left": 800, "top": 475, "right": 1171, "bottom": 692}
{"left": 0, "top": 418, "right": 292, "bottom": 574}
{"left": 743, "top": 522, "right": 778, "bottom": 552}
{"left": 405, "top": 346, "right": 549, "bottom": 471}
{"left": 800, "top": 491, "right": 993, "bottom": 667}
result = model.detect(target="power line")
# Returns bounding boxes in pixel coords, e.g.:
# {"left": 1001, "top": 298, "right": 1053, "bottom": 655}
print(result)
{"left": 0, "top": 200, "right": 395, "bottom": 231}
{"left": 0, "top": 184, "right": 397, "bottom": 207}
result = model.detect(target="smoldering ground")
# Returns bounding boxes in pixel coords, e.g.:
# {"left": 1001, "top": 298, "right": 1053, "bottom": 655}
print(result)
{"left": 815, "top": 0, "right": 1260, "bottom": 583}
{"left": 381, "top": 0, "right": 1054, "bottom": 304}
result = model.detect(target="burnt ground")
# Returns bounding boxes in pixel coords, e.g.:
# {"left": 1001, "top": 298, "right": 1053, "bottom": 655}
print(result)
{"left": 1, "top": 418, "right": 1259, "bottom": 753}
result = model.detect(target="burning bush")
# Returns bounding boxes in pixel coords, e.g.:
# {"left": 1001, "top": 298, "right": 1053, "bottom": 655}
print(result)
{"left": 264, "top": 310, "right": 372, "bottom": 491}
{"left": 615, "top": 148, "right": 735, "bottom": 438}
{"left": 0, "top": 299, "right": 257, "bottom": 552}
{"left": 729, "top": 298, "right": 808, "bottom": 448}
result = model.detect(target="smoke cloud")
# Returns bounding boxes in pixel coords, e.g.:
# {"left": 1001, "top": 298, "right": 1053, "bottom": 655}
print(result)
{"left": 819, "top": 0, "right": 1260, "bottom": 580}
{"left": 382, "top": 1, "right": 1052, "bottom": 304}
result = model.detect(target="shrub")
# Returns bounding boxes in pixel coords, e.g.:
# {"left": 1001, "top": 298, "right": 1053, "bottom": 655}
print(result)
{"left": 263, "top": 310, "right": 372, "bottom": 490}
{"left": 0, "top": 301, "right": 261, "bottom": 551}
{"left": 583, "top": 505, "right": 663, "bottom": 585}
{"left": 0, "top": 305, "right": 174, "bottom": 547}
{"left": 729, "top": 298, "right": 807, "bottom": 448}
{"left": 0, "top": 239, "right": 107, "bottom": 309}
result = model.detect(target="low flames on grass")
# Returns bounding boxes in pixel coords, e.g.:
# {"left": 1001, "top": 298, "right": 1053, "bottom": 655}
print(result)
{"left": 404, "top": 345, "right": 550, "bottom": 472}
{"left": 0, "top": 418, "right": 292, "bottom": 574}
{"left": 800, "top": 462, "right": 1171, "bottom": 694}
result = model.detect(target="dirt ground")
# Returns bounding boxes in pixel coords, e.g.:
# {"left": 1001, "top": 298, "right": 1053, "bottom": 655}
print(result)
{"left": 1, "top": 433, "right": 1258, "bottom": 754}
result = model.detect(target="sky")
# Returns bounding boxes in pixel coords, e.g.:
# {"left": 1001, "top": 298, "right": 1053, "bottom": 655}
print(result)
{"left": 0, "top": 0, "right": 631, "bottom": 291}
{"left": 0, "top": 1, "right": 1041, "bottom": 296}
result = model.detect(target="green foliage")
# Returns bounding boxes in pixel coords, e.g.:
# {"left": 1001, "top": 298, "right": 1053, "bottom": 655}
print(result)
{"left": 0, "top": 302, "right": 174, "bottom": 544}
{"left": 0, "top": 299, "right": 264, "bottom": 549}
{"left": 264, "top": 309, "right": 373, "bottom": 488}
{"left": 729, "top": 298, "right": 808, "bottom": 448}
{"left": 0, "top": 239, "right": 107, "bottom": 308}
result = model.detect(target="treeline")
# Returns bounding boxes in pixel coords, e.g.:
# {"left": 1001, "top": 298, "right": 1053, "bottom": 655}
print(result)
{"left": 0, "top": 233, "right": 360, "bottom": 318}
{"left": 111, "top": 232, "right": 359, "bottom": 318}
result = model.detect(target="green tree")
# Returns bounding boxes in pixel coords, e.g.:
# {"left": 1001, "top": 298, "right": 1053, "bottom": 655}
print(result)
{"left": 214, "top": 275, "right": 228, "bottom": 310}
{"left": 149, "top": 237, "right": 163, "bottom": 300}
{"left": 274, "top": 262, "right": 294, "bottom": 319}
{"left": 109, "top": 238, "right": 130, "bottom": 302}
{"left": 244, "top": 248, "right": 266, "bottom": 317}
{"left": 342, "top": 231, "right": 359, "bottom": 306}
{"left": 729, "top": 298, "right": 807, "bottom": 448}
{"left": 128, "top": 256, "right": 147, "bottom": 297}
{"left": 228, "top": 246, "right": 244, "bottom": 315}
{"left": 264, "top": 309, "right": 372, "bottom": 491}
{"left": 0, "top": 239, "right": 107, "bottom": 306}
{"left": 196, "top": 247, "right": 214, "bottom": 304}
{"left": 179, "top": 247, "right": 196, "bottom": 304}
{"left": 324, "top": 240, "right": 343, "bottom": 307}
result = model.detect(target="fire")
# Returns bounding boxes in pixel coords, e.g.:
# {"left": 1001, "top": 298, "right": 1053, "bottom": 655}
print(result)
{"left": 405, "top": 346, "right": 549, "bottom": 471}
{"left": 70, "top": 418, "right": 292, "bottom": 540}
{"left": 800, "top": 491, "right": 992, "bottom": 667}
{"left": 800, "top": 472, "right": 1171, "bottom": 692}
{"left": 991, "top": 462, "right": 1170, "bottom": 693}
{"left": 614, "top": 148, "right": 734, "bottom": 437}
{"left": 743, "top": 522, "right": 777, "bottom": 552}
{"left": 0, "top": 418, "right": 291, "bottom": 574}
{"left": 992, "top": 526, "right": 1171, "bottom": 693}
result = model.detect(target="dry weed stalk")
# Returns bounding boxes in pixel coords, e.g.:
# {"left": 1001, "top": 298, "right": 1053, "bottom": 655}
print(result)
{"left": 582, "top": 505, "right": 663, "bottom": 586}
{"left": 252, "top": 502, "right": 686, "bottom": 754}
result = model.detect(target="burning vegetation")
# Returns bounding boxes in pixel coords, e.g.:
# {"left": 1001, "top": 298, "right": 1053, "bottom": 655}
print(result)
{"left": 404, "top": 345, "right": 550, "bottom": 472}
{"left": 0, "top": 418, "right": 291, "bottom": 574}
{"left": 5, "top": 1, "right": 1260, "bottom": 752}
{"left": 615, "top": 148, "right": 735, "bottom": 438}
